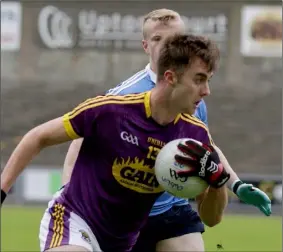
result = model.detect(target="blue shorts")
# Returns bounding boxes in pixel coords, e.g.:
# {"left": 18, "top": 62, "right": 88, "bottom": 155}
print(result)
{"left": 131, "top": 204, "right": 204, "bottom": 252}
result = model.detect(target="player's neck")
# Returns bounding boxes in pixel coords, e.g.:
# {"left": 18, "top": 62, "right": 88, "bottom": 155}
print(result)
{"left": 149, "top": 61, "right": 157, "bottom": 73}
{"left": 150, "top": 87, "right": 180, "bottom": 125}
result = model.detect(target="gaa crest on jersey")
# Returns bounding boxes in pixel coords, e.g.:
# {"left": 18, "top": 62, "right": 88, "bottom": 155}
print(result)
{"left": 120, "top": 131, "right": 139, "bottom": 146}
{"left": 112, "top": 157, "right": 164, "bottom": 193}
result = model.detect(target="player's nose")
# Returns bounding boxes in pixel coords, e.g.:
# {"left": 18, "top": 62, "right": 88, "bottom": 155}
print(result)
{"left": 201, "top": 83, "right": 210, "bottom": 97}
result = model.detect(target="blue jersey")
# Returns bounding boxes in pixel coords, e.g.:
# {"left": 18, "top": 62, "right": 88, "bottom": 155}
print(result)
{"left": 107, "top": 64, "right": 208, "bottom": 216}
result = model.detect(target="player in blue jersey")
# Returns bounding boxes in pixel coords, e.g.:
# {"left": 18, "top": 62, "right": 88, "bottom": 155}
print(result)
{"left": 62, "top": 9, "right": 272, "bottom": 252}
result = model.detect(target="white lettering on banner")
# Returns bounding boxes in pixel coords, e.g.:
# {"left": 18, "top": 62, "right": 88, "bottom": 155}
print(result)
{"left": 1, "top": 2, "right": 22, "bottom": 51}
{"left": 182, "top": 15, "right": 227, "bottom": 36}
{"left": 38, "top": 6, "right": 74, "bottom": 49}
{"left": 78, "top": 11, "right": 143, "bottom": 39}
{"left": 38, "top": 5, "right": 227, "bottom": 50}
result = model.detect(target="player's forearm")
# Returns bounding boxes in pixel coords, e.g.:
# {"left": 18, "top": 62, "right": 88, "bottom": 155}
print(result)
{"left": 2, "top": 117, "right": 71, "bottom": 193}
{"left": 214, "top": 145, "right": 240, "bottom": 189}
{"left": 197, "top": 186, "right": 228, "bottom": 227}
{"left": 62, "top": 138, "right": 83, "bottom": 184}
{"left": 1, "top": 128, "right": 46, "bottom": 192}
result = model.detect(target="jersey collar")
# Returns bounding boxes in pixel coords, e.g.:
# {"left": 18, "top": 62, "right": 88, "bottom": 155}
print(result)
{"left": 143, "top": 91, "right": 181, "bottom": 124}
{"left": 144, "top": 91, "right": 152, "bottom": 118}
{"left": 145, "top": 64, "right": 157, "bottom": 84}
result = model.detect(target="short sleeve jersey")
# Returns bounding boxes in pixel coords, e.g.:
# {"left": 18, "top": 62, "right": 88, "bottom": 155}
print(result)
{"left": 58, "top": 91, "right": 213, "bottom": 251}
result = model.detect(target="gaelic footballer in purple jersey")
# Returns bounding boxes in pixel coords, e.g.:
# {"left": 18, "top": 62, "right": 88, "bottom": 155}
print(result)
{"left": 44, "top": 92, "right": 213, "bottom": 251}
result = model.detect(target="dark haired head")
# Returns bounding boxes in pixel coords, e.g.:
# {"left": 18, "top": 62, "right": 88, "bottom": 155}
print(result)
{"left": 157, "top": 34, "right": 220, "bottom": 80}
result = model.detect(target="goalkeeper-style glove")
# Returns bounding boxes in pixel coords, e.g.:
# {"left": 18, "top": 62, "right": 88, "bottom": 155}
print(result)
{"left": 232, "top": 180, "right": 272, "bottom": 216}
{"left": 175, "top": 140, "right": 230, "bottom": 188}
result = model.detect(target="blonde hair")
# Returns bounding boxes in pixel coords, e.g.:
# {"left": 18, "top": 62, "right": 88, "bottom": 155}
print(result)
{"left": 142, "top": 9, "right": 181, "bottom": 38}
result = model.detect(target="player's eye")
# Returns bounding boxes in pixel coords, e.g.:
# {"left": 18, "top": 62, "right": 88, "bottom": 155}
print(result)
{"left": 195, "top": 78, "right": 204, "bottom": 85}
{"left": 152, "top": 36, "right": 162, "bottom": 42}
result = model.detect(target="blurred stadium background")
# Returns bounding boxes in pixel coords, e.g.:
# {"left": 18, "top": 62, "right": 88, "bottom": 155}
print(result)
{"left": 1, "top": 0, "right": 282, "bottom": 251}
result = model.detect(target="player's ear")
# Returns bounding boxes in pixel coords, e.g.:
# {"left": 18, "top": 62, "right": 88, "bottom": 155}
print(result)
{"left": 142, "top": 40, "right": 150, "bottom": 55}
{"left": 164, "top": 70, "right": 177, "bottom": 87}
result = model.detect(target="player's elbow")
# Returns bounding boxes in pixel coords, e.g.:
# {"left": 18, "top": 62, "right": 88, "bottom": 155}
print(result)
{"left": 202, "top": 215, "right": 223, "bottom": 227}
{"left": 199, "top": 203, "right": 225, "bottom": 227}
{"left": 197, "top": 199, "right": 224, "bottom": 227}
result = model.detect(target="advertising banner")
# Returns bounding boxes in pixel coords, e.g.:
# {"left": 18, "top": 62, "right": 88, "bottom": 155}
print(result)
{"left": 34, "top": 3, "right": 228, "bottom": 52}
{"left": 240, "top": 5, "right": 282, "bottom": 57}
{"left": 1, "top": 1, "right": 22, "bottom": 51}
{"left": 23, "top": 169, "right": 62, "bottom": 201}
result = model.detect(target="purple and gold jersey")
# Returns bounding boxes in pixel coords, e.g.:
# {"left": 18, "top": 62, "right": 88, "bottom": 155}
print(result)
{"left": 58, "top": 91, "right": 212, "bottom": 251}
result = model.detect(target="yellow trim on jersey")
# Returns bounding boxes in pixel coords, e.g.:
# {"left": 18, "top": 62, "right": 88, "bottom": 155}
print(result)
{"left": 63, "top": 114, "right": 80, "bottom": 139}
{"left": 63, "top": 94, "right": 146, "bottom": 139}
{"left": 180, "top": 114, "right": 214, "bottom": 144}
{"left": 69, "top": 93, "right": 146, "bottom": 118}
{"left": 69, "top": 98, "right": 144, "bottom": 120}
{"left": 182, "top": 113, "right": 209, "bottom": 131}
{"left": 50, "top": 203, "right": 65, "bottom": 248}
{"left": 174, "top": 114, "right": 182, "bottom": 124}
{"left": 107, "top": 92, "right": 146, "bottom": 99}
{"left": 144, "top": 91, "right": 152, "bottom": 118}
{"left": 143, "top": 92, "right": 183, "bottom": 125}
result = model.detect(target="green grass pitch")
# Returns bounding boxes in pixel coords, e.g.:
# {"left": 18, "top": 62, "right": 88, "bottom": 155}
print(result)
{"left": 1, "top": 206, "right": 282, "bottom": 251}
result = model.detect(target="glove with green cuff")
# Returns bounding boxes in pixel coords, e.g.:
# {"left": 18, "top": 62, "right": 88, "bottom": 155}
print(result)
{"left": 232, "top": 180, "right": 272, "bottom": 216}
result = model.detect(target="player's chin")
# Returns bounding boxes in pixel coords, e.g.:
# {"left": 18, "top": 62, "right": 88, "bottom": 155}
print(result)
{"left": 184, "top": 106, "right": 195, "bottom": 115}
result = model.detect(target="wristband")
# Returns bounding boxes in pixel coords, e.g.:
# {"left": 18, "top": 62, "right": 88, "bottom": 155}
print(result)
{"left": 231, "top": 180, "right": 244, "bottom": 194}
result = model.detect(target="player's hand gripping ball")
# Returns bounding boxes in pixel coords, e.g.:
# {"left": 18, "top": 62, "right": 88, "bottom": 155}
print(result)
{"left": 155, "top": 139, "right": 230, "bottom": 199}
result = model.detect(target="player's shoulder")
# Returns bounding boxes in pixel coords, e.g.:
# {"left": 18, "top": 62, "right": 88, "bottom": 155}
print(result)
{"left": 107, "top": 68, "right": 153, "bottom": 95}
{"left": 122, "top": 68, "right": 149, "bottom": 84}
{"left": 179, "top": 113, "right": 209, "bottom": 132}
{"left": 76, "top": 92, "right": 147, "bottom": 111}
{"left": 179, "top": 113, "right": 213, "bottom": 144}
{"left": 105, "top": 92, "right": 147, "bottom": 101}
{"left": 66, "top": 93, "right": 147, "bottom": 123}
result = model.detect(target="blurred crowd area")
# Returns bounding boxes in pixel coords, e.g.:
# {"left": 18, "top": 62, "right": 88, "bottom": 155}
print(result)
{"left": 1, "top": 1, "right": 282, "bottom": 174}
